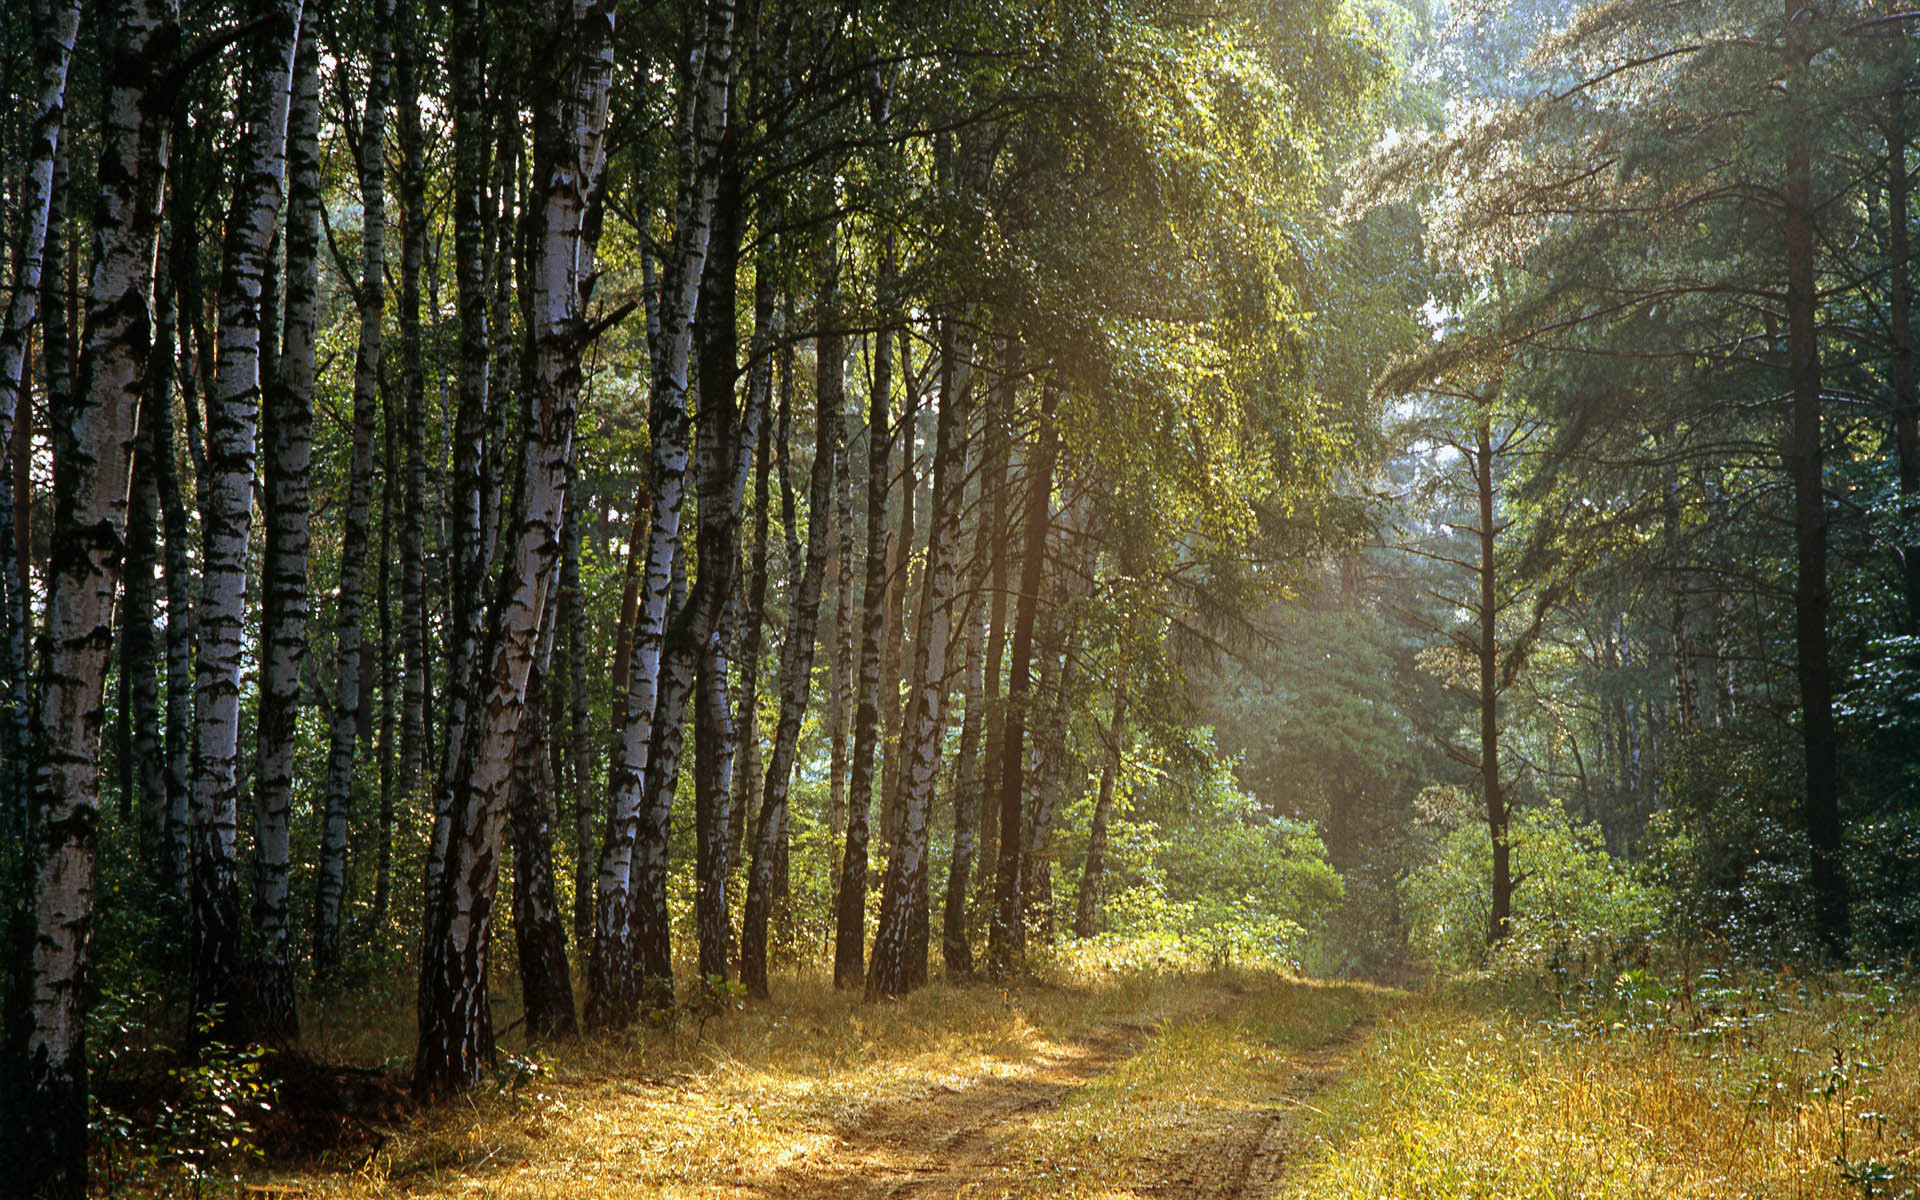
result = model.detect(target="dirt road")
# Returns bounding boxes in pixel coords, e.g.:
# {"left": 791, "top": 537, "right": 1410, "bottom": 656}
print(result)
{"left": 759, "top": 1002, "right": 1367, "bottom": 1200}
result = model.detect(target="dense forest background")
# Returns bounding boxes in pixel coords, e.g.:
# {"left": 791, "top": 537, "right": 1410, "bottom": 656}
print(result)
{"left": 2, "top": 0, "right": 1916, "bottom": 1195}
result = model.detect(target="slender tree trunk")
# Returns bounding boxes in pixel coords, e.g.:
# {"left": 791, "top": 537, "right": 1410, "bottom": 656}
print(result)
{"left": 191, "top": 0, "right": 304, "bottom": 1041}
{"left": 250, "top": 20, "right": 320, "bottom": 1044}
{"left": 633, "top": 147, "right": 751, "bottom": 1000}
{"left": 1023, "top": 601, "right": 1081, "bottom": 949}
{"left": 988, "top": 382, "right": 1059, "bottom": 977}
{"left": 0, "top": 0, "right": 83, "bottom": 848}
{"left": 316, "top": 0, "right": 391, "bottom": 976}
{"left": 1886, "top": 74, "right": 1920, "bottom": 632}
{"left": 1785, "top": 0, "right": 1846, "bottom": 958}
{"left": 727, "top": 276, "right": 777, "bottom": 945}
{"left": 973, "top": 342, "right": 1015, "bottom": 922}
{"left": 399, "top": 0, "right": 438, "bottom": 911}
{"left": 414, "top": 0, "right": 616, "bottom": 1098}
{"left": 690, "top": 155, "right": 761, "bottom": 984}
{"left": 159, "top": 110, "right": 200, "bottom": 909}
{"left": 372, "top": 339, "right": 400, "bottom": 933}
{"left": 561, "top": 486, "right": 595, "bottom": 947}
{"left": 126, "top": 390, "right": 166, "bottom": 876}
{"left": 588, "top": 0, "right": 735, "bottom": 1029}
{"left": 832, "top": 258, "right": 895, "bottom": 987}
{"left": 1474, "top": 415, "right": 1511, "bottom": 944}
{"left": 879, "top": 334, "right": 919, "bottom": 851}
{"left": 742, "top": 246, "right": 842, "bottom": 999}
{"left": 445, "top": 0, "right": 495, "bottom": 797}
{"left": 1073, "top": 691, "right": 1127, "bottom": 939}
{"left": 511, "top": 603, "right": 579, "bottom": 1039}
{"left": 15, "top": 0, "right": 174, "bottom": 1189}
{"left": 940, "top": 406, "right": 993, "bottom": 974}
{"left": 868, "top": 316, "right": 974, "bottom": 999}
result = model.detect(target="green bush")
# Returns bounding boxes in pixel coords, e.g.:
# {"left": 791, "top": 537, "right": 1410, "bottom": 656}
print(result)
{"left": 1402, "top": 801, "right": 1667, "bottom": 975}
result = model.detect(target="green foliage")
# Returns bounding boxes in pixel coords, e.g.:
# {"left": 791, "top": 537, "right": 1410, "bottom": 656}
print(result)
{"left": 1403, "top": 801, "right": 1666, "bottom": 974}
{"left": 1089, "top": 740, "right": 1344, "bottom": 969}
{"left": 89, "top": 999, "right": 274, "bottom": 1197}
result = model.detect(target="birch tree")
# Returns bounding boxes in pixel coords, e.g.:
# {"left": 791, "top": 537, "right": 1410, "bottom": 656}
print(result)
{"left": 190, "top": 0, "right": 304, "bottom": 1039}
{"left": 315, "top": 0, "right": 393, "bottom": 977}
{"left": 588, "top": 0, "right": 734, "bottom": 1029}
{"left": 16, "top": 0, "right": 176, "bottom": 1189}
{"left": 413, "top": 0, "right": 617, "bottom": 1097}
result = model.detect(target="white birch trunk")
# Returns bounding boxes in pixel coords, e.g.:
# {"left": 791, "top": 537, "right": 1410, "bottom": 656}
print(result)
{"left": 413, "top": 0, "right": 616, "bottom": 1097}
{"left": 315, "top": 0, "right": 392, "bottom": 976}
{"left": 20, "top": 0, "right": 173, "bottom": 1191}
{"left": 587, "top": 0, "right": 734, "bottom": 1029}
{"left": 0, "top": 0, "right": 83, "bottom": 843}
{"left": 867, "top": 320, "right": 974, "bottom": 999}
{"left": 191, "top": 0, "right": 303, "bottom": 1038}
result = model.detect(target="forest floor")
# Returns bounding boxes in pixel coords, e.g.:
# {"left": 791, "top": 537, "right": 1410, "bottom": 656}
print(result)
{"left": 240, "top": 952, "right": 1919, "bottom": 1200}
{"left": 266, "top": 951, "right": 1386, "bottom": 1199}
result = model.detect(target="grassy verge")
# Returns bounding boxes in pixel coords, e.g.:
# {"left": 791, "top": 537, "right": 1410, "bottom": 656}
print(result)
{"left": 1280, "top": 969, "right": 1920, "bottom": 1199}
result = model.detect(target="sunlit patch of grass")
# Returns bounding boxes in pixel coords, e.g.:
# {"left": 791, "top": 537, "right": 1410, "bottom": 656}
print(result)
{"left": 270, "top": 948, "right": 1272, "bottom": 1197}
{"left": 994, "top": 975, "right": 1394, "bottom": 1200}
{"left": 1281, "top": 971, "right": 1920, "bottom": 1199}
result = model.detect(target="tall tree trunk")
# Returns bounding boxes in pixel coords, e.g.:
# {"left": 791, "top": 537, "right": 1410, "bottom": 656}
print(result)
{"left": 414, "top": 0, "right": 616, "bottom": 1098}
{"left": 972, "top": 342, "right": 1015, "bottom": 923}
{"left": 191, "top": 0, "right": 304, "bottom": 1041}
{"left": 588, "top": 0, "right": 735, "bottom": 1030}
{"left": 632, "top": 145, "right": 751, "bottom": 1000}
{"left": 0, "top": 0, "right": 83, "bottom": 849}
{"left": 988, "top": 381, "right": 1059, "bottom": 977}
{"left": 15, "top": 0, "right": 174, "bottom": 1189}
{"left": 511, "top": 603, "right": 579, "bottom": 1039}
{"left": 316, "top": 0, "right": 392, "bottom": 976}
{"left": 742, "top": 245, "right": 842, "bottom": 999}
{"left": 879, "top": 334, "right": 919, "bottom": 851}
{"left": 372, "top": 336, "right": 400, "bottom": 933}
{"left": 1785, "top": 0, "right": 1846, "bottom": 958}
{"left": 832, "top": 254, "right": 894, "bottom": 987}
{"left": 868, "top": 316, "right": 974, "bottom": 999}
{"left": 1887, "top": 72, "right": 1920, "bottom": 633}
{"left": 727, "top": 277, "right": 777, "bottom": 942}
{"left": 159, "top": 107, "right": 200, "bottom": 908}
{"left": 1474, "top": 414, "right": 1511, "bottom": 944}
{"left": 690, "top": 155, "right": 761, "bottom": 984}
{"left": 561, "top": 486, "right": 595, "bottom": 947}
{"left": 445, "top": 0, "right": 495, "bottom": 795}
{"left": 250, "top": 20, "right": 320, "bottom": 1044}
{"left": 1073, "top": 691, "right": 1127, "bottom": 939}
{"left": 1023, "top": 599, "right": 1081, "bottom": 949}
{"left": 399, "top": 0, "right": 438, "bottom": 912}
{"left": 126, "top": 389, "right": 167, "bottom": 876}
{"left": 940, "top": 393, "right": 994, "bottom": 975}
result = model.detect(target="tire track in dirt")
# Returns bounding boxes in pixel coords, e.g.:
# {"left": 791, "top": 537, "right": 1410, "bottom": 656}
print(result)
{"left": 760, "top": 1021, "right": 1156, "bottom": 1200}
{"left": 1224, "top": 1021, "right": 1371, "bottom": 1200}
{"left": 759, "top": 1000, "right": 1370, "bottom": 1200}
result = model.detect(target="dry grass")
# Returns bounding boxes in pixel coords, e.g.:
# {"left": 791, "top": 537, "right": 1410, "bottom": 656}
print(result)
{"left": 269, "top": 946, "right": 1271, "bottom": 1198}
{"left": 992, "top": 976, "right": 1389, "bottom": 1199}
{"left": 1279, "top": 971, "right": 1920, "bottom": 1199}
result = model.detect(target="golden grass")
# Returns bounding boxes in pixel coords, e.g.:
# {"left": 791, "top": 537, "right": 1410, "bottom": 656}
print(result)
{"left": 994, "top": 975, "right": 1390, "bottom": 1199}
{"left": 271, "top": 947, "right": 1273, "bottom": 1198}
{"left": 1280, "top": 972, "right": 1920, "bottom": 1200}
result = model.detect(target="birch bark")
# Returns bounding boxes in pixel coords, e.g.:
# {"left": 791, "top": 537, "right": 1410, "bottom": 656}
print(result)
{"left": 867, "top": 318, "right": 974, "bottom": 999}
{"left": 316, "top": 0, "right": 392, "bottom": 975}
{"left": 19, "top": 0, "right": 175, "bottom": 1189}
{"left": 415, "top": 0, "right": 617, "bottom": 1097}
{"left": 191, "top": 0, "right": 304, "bottom": 1038}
